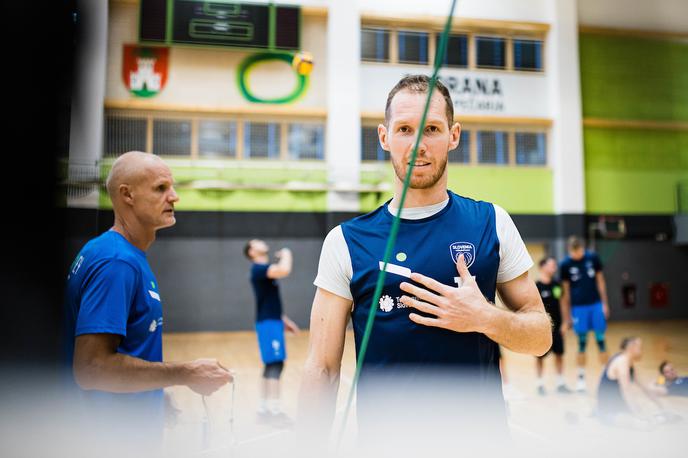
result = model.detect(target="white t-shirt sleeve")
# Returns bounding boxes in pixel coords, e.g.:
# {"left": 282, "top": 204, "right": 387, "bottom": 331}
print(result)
{"left": 313, "top": 225, "right": 353, "bottom": 301}
{"left": 494, "top": 204, "right": 533, "bottom": 283}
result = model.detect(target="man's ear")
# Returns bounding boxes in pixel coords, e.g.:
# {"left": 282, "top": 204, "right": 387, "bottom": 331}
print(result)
{"left": 119, "top": 184, "right": 134, "bottom": 206}
{"left": 378, "top": 123, "right": 390, "bottom": 151}
{"left": 449, "top": 121, "right": 461, "bottom": 150}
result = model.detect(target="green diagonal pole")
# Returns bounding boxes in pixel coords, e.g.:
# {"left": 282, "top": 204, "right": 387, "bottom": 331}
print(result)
{"left": 335, "top": 0, "right": 458, "bottom": 451}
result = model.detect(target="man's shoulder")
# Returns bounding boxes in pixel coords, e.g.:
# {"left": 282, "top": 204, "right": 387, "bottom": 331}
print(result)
{"left": 340, "top": 205, "right": 387, "bottom": 230}
{"left": 450, "top": 190, "right": 496, "bottom": 213}
{"left": 81, "top": 232, "right": 144, "bottom": 271}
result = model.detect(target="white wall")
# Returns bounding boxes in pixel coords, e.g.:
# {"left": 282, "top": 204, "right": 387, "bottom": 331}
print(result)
{"left": 106, "top": 2, "right": 328, "bottom": 109}
{"left": 359, "top": 0, "right": 554, "bottom": 23}
{"left": 360, "top": 65, "right": 550, "bottom": 119}
{"left": 578, "top": 0, "right": 688, "bottom": 33}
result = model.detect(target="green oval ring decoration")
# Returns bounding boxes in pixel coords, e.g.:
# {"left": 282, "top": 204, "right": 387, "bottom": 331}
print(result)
{"left": 237, "top": 52, "right": 309, "bottom": 104}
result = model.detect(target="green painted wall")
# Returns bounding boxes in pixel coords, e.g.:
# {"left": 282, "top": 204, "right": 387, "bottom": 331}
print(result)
{"left": 360, "top": 165, "right": 553, "bottom": 214}
{"left": 579, "top": 34, "right": 688, "bottom": 122}
{"left": 95, "top": 160, "right": 552, "bottom": 214}
{"left": 580, "top": 34, "right": 688, "bottom": 214}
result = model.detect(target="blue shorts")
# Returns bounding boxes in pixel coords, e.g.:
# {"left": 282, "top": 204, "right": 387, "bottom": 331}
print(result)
{"left": 255, "top": 319, "right": 286, "bottom": 365}
{"left": 571, "top": 302, "right": 606, "bottom": 335}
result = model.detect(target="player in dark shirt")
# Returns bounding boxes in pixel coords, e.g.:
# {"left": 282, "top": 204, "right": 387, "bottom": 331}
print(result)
{"left": 244, "top": 240, "right": 300, "bottom": 426}
{"left": 656, "top": 361, "right": 688, "bottom": 397}
{"left": 535, "top": 256, "right": 572, "bottom": 395}
{"left": 597, "top": 337, "right": 663, "bottom": 426}
{"left": 559, "top": 236, "right": 609, "bottom": 391}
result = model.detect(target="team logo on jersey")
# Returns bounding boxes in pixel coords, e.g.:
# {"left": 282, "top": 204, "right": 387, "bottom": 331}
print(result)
{"left": 148, "top": 317, "right": 163, "bottom": 332}
{"left": 449, "top": 242, "right": 476, "bottom": 268}
{"left": 379, "top": 295, "right": 395, "bottom": 312}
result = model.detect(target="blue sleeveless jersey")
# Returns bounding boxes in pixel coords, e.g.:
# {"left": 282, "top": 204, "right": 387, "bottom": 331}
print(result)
{"left": 343, "top": 191, "right": 500, "bottom": 372}
{"left": 342, "top": 191, "right": 506, "bottom": 434}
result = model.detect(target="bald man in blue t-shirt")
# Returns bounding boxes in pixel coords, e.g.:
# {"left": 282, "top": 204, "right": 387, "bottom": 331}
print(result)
{"left": 64, "top": 152, "right": 232, "bottom": 450}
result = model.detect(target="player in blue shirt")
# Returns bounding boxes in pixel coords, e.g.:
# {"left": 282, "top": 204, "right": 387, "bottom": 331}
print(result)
{"left": 244, "top": 240, "right": 300, "bottom": 426}
{"left": 299, "top": 75, "right": 551, "bottom": 447}
{"left": 559, "top": 236, "right": 610, "bottom": 392}
{"left": 64, "top": 152, "right": 232, "bottom": 449}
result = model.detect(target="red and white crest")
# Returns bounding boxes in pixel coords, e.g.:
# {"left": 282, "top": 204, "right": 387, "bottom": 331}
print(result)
{"left": 122, "top": 45, "right": 169, "bottom": 98}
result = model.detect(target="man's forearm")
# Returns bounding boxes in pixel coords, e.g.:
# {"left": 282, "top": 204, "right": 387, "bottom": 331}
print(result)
{"left": 482, "top": 305, "right": 552, "bottom": 356}
{"left": 298, "top": 361, "right": 340, "bottom": 433}
{"left": 75, "top": 352, "right": 188, "bottom": 393}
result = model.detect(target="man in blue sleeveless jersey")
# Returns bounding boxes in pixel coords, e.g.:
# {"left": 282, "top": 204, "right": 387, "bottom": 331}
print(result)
{"left": 244, "top": 240, "right": 300, "bottom": 426}
{"left": 559, "top": 235, "right": 609, "bottom": 392}
{"left": 299, "top": 75, "right": 551, "bottom": 446}
{"left": 64, "top": 151, "right": 233, "bottom": 450}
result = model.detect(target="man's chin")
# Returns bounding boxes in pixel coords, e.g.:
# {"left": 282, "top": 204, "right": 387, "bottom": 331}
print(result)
{"left": 157, "top": 216, "right": 177, "bottom": 230}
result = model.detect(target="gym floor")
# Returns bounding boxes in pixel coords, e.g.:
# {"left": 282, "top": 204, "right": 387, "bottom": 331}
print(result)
{"left": 161, "top": 320, "right": 688, "bottom": 456}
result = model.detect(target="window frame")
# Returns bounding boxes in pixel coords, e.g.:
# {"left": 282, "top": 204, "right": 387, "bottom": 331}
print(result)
{"left": 103, "top": 109, "right": 326, "bottom": 162}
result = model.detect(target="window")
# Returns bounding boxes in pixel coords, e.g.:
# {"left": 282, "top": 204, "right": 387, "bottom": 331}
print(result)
{"left": 515, "top": 132, "right": 546, "bottom": 165}
{"left": 513, "top": 39, "right": 543, "bottom": 71}
{"left": 361, "top": 28, "right": 390, "bottom": 62}
{"left": 361, "top": 126, "right": 388, "bottom": 161}
{"left": 437, "top": 34, "right": 468, "bottom": 68}
{"left": 153, "top": 119, "right": 191, "bottom": 156}
{"left": 104, "top": 116, "right": 147, "bottom": 157}
{"left": 476, "top": 36, "right": 506, "bottom": 69}
{"left": 477, "top": 131, "right": 509, "bottom": 164}
{"left": 244, "top": 122, "right": 280, "bottom": 159}
{"left": 288, "top": 123, "right": 325, "bottom": 160}
{"left": 398, "top": 31, "right": 429, "bottom": 65}
{"left": 199, "top": 120, "right": 236, "bottom": 158}
{"left": 448, "top": 130, "right": 470, "bottom": 163}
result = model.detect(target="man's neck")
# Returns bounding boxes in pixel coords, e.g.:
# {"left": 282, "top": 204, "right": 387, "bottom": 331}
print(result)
{"left": 390, "top": 184, "right": 448, "bottom": 209}
{"left": 254, "top": 255, "right": 269, "bottom": 264}
{"left": 539, "top": 273, "right": 552, "bottom": 284}
{"left": 112, "top": 215, "right": 155, "bottom": 252}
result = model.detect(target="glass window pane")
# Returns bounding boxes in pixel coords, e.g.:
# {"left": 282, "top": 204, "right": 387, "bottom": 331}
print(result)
{"left": 199, "top": 120, "right": 236, "bottom": 158}
{"left": 513, "top": 39, "right": 543, "bottom": 71}
{"left": 515, "top": 132, "right": 546, "bottom": 165}
{"left": 398, "top": 31, "right": 429, "bottom": 65}
{"left": 436, "top": 34, "right": 468, "bottom": 68}
{"left": 448, "top": 130, "right": 470, "bottom": 163}
{"left": 476, "top": 36, "right": 506, "bottom": 69}
{"left": 477, "top": 131, "right": 509, "bottom": 164}
{"left": 361, "top": 28, "right": 390, "bottom": 63}
{"left": 288, "top": 123, "right": 324, "bottom": 160}
{"left": 153, "top": 119, "right": 191, "bottom": 156}
{"left": 104, "top": 115, "right": 147, "bottom": 157}
{"left": 361, "top": 126, "right": 389, "bottom": 162}
{"left": 244, "top": 122, "right": 280, "bottom": 159}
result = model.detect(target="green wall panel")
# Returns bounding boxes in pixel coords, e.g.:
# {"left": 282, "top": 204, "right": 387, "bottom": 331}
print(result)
{"left": 579, "top": 34, "right": 688, "bottom": 122}
{"left": 585, "top": 169, "right": 684, "bottom": 214}
{"left": 360, "top": 165, "right": 554, "bottom": 214}
{"left": 583, "top": 127, "right": 688, "bottom": 213}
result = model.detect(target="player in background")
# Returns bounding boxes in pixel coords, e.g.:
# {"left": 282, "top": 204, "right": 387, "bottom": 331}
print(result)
{"left": 245, "top": 240, "right": 300, "bottom": 427}
{"left": 535, "top": 256, "right": 572, "bottom": 395}
{"left": 560, "top": 236, "right": 609, "bottom": 392}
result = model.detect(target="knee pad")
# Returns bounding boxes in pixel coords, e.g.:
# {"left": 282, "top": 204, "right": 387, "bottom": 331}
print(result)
{"left": 595, "top": 332, "right": 607, "bottom": 352}
{"left": 577, "top": 334, "right": 588, "bottom": 353}
{"left": 263, "top": 361, "right": 284, "bottom": 380}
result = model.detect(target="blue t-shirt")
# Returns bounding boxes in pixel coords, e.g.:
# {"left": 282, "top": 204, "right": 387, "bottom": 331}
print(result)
{"left": 342, "top": 191, "right": 505, "bottom": 430}
{"left": 250, "top": 263, "right": 283, "bottom": 322}
{"left": 559, "top": 251, "right": 603, "bottom": 306}
{"left": 63, "top": 230, "right": 164, "bottom": 436}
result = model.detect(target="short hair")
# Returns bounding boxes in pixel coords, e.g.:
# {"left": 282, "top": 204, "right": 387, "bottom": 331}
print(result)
{"left": 659, "top": 361, "right": 669, "bottom": 374}
{"left": 243, "top": 240, "right": 253, "bottom": 260}
{"left": 384, "top": 74, "right": 454, "bottom": 127}
{"left": 539, "top": 256, "right": 556, "bottom": 268}
{"left": 567, "top": 235, "right": 584, "bottom": 251}
{"left": 620, "top": 336, "right": 638, "bottom": 350}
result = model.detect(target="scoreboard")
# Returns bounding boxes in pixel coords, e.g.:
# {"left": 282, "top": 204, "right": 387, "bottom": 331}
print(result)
{"left": 139, "top": 0, "right": 301, "bottom": 50}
